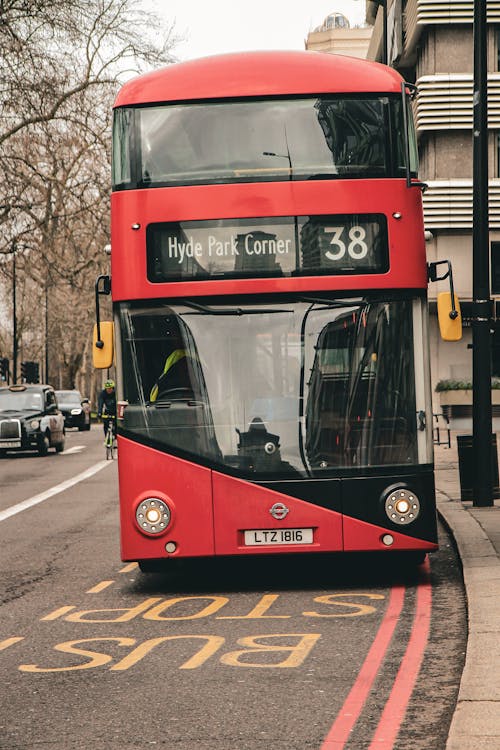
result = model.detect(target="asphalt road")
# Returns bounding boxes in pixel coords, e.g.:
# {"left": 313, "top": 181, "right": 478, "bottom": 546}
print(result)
{"left": 0, "top": 427, "right": 466, "bottom": 749}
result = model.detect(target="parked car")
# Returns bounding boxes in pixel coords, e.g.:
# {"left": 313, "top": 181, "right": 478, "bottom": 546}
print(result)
{"left": 0, "top": 384, "right": 65, "bottom": 456}
{"left": 55, "top": 390, "right": 91, "bottom": 430}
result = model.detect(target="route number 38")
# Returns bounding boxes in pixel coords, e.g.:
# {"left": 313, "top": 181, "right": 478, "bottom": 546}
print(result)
{"left": 324, "top": 225, "right": 369, "bottom": 261}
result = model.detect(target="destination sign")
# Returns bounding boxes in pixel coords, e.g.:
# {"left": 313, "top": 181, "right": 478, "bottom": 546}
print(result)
{"left": 146, "top": 214, "right": 388, "bottom": 282}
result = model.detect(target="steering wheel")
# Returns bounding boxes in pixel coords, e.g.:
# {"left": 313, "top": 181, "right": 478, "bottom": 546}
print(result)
{"left": 154, "top": 387, "right": 195, "bottom": 402}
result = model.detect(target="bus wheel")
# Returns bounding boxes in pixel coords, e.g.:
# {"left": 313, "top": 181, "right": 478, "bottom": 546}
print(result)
{"left": 399, "top": 551, "right": 427, "bottom": 566}
{"left": 138, "top": 559, "right": 168, "bottom": 574}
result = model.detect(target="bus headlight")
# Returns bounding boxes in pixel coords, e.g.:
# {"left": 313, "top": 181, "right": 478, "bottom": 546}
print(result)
{"left": 136, "top": 497, "right": 171, "bottom": 535}
{"left": 384, "top": 487, "right": 421, "bottom": 525}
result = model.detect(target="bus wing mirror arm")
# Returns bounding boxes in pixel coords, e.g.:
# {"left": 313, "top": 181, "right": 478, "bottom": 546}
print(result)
{"left": 401, "top": 82, "right": 427, "bottom": 191}
{"left": 95, "top": 275, "right": 111, "bottom": 348}
{"left": 431, "top": 261, "right": 463, "bottom": 342}
{"left": 428, "top": 260, "right": 458, "bottom": 319}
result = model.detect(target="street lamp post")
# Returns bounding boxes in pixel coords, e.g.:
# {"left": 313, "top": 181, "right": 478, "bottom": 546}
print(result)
{"left": 262, "top": 150, "right": 300, "bottom": 270}
{"left": 8, "top": 241, "right": 35, "bottom": 385}
{"left": 11, "top": 242, "right": 17, "bottom": 385}
{"left": 45, "top": 283, "right": 49, "bottom": 384}
{"left": 381, "top": 0, "right": 388, "bottom": 65}
{"left": 472, "top": 0, "right": 494, "bottom": 506}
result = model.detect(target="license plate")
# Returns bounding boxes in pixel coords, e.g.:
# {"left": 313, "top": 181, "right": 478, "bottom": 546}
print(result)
{"left": 244, "top": 528, "right": 313, "bottom": 546}
{"left": 0, "top": 441, "right": 21, "bottom": 448}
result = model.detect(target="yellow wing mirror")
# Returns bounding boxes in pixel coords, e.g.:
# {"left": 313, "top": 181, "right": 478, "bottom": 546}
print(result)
{"left": 93, "top": 321, "right": 114, "bottom": 369}
{"left": 428, "top": 260, "right": 463, "bottom": 341}
{"left": 92, "top": 274, "right": 114, "bottom": 368}
{"left": 437, "top": 292, "right": 462, "bottom": 341}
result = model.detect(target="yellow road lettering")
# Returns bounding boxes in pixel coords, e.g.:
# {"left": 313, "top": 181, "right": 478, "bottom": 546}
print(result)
{"left": 65, "top": 597, "right": 163, "bottom": 622}
{"left": 40, "top": 606, "right": 76, "bottom": 621}
{"left": 111, "top": 635, "right": 225, "bottom": 671}
{"left": 143, "top": 596, "right": 229, "bottom": 620}
{"left": 303, "top": 593, "right": 385, "bottom": 617}
{"left": 217, "top": 594, "right": 290, "bottom": 619}
{"left": 220, "top": 633, "right": 321, "bottom": 668}
{"left": 19, "top": 637, "right": 136, "bottom": 673}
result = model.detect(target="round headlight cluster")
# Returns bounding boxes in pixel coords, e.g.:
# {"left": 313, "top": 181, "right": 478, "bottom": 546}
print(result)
{"left": 384, "top": 488, "right": 421, "bottom": 525}
{"left": 30, "top": 420, "right": 40, "bottom": 429}
{"left": 136, "top": 498, "right": 171, "bottom": 535}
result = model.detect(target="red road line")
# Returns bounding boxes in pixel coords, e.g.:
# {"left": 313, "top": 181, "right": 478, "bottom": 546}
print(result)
{"left": 367, "top": 559, "right": 432, "bottom": 748}
{"left": 320, "top": 583, "right": 406, "bottom": 750}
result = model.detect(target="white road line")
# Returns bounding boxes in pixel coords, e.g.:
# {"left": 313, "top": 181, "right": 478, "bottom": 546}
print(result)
{"left": 62, "top": 446, "right": 86, "bottom": 455}
{"left": 0, "top": 461, "right": 112, "bottom": 523}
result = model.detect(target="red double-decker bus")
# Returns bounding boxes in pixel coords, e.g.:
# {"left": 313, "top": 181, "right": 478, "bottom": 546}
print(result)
{"left": 95, "top": 50, "right": 460, "bottom": 571}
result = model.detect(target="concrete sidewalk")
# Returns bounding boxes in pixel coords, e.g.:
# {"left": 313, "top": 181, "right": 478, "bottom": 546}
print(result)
{"left": 434, "top": 434, "right": 500, "bottom": 750}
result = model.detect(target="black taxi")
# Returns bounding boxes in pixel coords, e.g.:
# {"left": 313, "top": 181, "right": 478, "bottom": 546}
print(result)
{"left": 0, "top": 384, "right": 65, "bottom": 456}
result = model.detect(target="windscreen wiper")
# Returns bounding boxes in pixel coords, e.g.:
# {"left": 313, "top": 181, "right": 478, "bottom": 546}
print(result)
{"left": 297, "top": 295, "right": 363, "bottom": 308}
{"left": 179, "top": 300, "right": 292, "bottom": 315}
{"left": 307, "top": 173, "right": 340, "bottom": 180}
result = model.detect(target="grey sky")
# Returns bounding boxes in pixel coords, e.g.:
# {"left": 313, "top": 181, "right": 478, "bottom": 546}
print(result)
{"left": 150, "top": 1, "right": 367, "bottom": 61}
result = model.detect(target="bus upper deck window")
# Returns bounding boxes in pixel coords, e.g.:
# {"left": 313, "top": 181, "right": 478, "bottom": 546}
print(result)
{"left": 112, "top": 108, "right": 133, "bottom": 188}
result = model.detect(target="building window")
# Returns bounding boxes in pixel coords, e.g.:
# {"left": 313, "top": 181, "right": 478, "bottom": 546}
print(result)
{"left": 492, "top": 242, "right": 500, "bottom": 295}
{"left": 323, "top": 13, "right": 350, "bottom": 30}
{"left": 492, "top": 324, "right": 500, "bottom": 377}
{"left": 492, "top": 242, "right": 500, "bottom": 377}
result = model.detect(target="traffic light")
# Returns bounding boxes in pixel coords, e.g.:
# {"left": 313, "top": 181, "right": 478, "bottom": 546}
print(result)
{"left": 0, "top": 357, "right": 9, "bottom": 382}
{"left": 20, "top": 361, "right": 40, "bottom": 383}
{"left": 28, "top": 362, "right": 40, "bottom": 383}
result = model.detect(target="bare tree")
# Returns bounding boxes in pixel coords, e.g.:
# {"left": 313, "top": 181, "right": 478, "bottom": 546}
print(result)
{"left": 0, "top": 0, "right": 179, "bottom": 391}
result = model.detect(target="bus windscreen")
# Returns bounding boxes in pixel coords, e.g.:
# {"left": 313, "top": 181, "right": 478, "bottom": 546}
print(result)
{"left": 118, "top": 296, "right": 423, "bottom": 478}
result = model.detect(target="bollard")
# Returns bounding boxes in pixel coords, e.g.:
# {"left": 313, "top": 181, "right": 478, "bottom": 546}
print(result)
{"left": 456, "top": 434, "right": 500, "bottom": 501}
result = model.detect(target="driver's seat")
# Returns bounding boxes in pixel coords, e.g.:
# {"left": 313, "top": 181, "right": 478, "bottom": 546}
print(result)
{"left": 151, "top": 351, "right": 195, "bottom": 402}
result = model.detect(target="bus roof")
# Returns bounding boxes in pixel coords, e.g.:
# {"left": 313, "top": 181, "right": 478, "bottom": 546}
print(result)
{"left": 114, "top": 50, "right": 405, "bottom": 108}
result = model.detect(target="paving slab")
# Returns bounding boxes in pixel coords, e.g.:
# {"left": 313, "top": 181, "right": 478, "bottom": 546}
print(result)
{"left": 434, "top": 434, "right": 500, "bottom": 750}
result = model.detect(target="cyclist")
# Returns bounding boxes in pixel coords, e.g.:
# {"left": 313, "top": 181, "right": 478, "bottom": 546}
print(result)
{"left": 98, "top": 379, "right": 117, "bottom": 438}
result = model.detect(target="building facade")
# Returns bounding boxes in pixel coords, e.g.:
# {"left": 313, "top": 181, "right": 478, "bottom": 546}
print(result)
{"left": 366, "top": 0, "right": 500, "bottom": 413}
{"left": 305, "top": 11, "right": 372, "bottom": 58}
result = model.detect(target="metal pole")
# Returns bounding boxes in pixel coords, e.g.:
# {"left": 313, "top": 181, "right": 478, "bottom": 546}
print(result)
{"left": 383, "top": 1, "right": 388, "bottom": 65}
{"left": 472, "top": 0, "right": 494, "bottom": 506}
{"left": 45, "top": 284, "right": 49, "bottom": 384}
{"left": 12, "top": 242, "right": 17, "bottom": 385}
{"left": 373, "top": 0, "right": 388, "bottom": 65}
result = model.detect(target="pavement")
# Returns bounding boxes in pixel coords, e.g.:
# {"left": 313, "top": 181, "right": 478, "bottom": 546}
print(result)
{"left": 434, "top": 431, "right": 500, "bottom": 750}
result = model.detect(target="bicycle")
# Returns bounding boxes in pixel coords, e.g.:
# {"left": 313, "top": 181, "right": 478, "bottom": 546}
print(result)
{"left": 103, "top": 414, "right": 117, "bottom": 460}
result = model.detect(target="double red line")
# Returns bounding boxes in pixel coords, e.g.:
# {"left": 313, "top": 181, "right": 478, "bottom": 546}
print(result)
{"left": 321, "top": 559, "right": 432, "bottom": 749}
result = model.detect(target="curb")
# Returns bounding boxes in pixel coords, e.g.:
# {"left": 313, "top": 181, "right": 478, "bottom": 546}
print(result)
{"left": 436, "top": 495, "right": 500, "bottom": 750}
